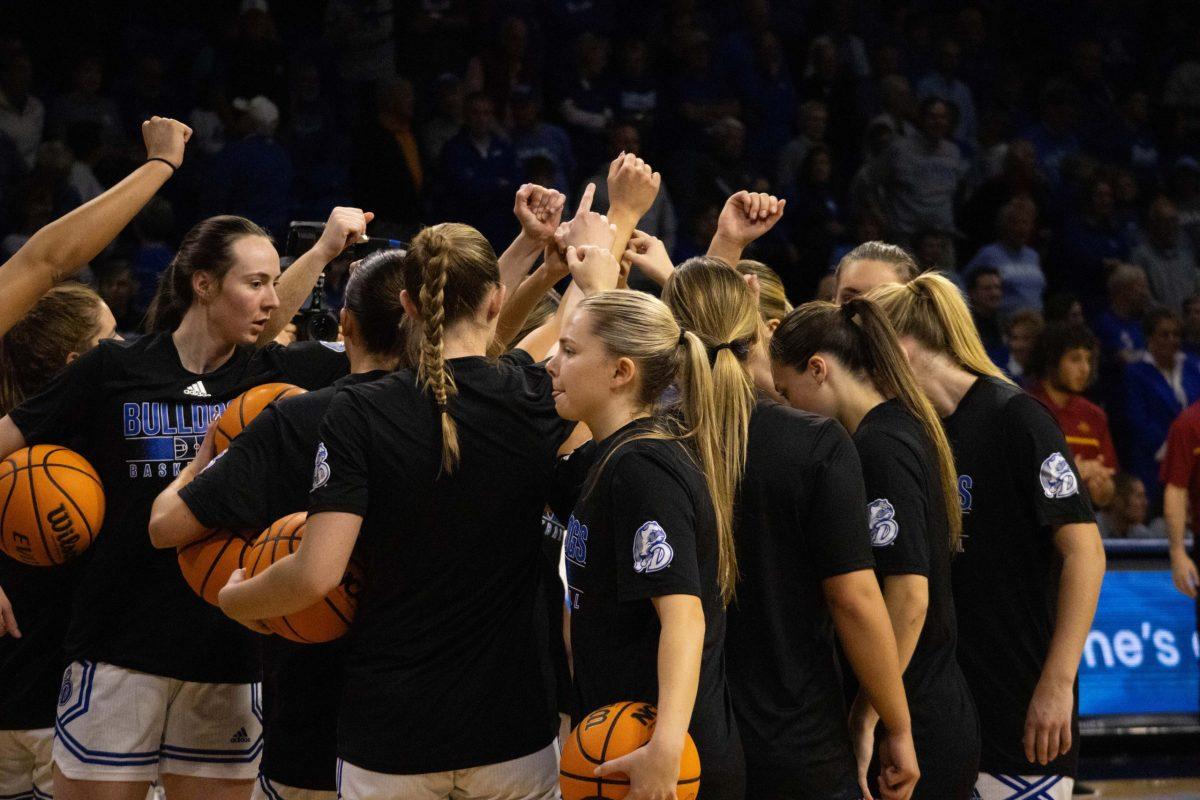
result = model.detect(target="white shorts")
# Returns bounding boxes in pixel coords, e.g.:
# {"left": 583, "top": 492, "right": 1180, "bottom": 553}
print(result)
{"left": 973, "top": 773, "right": 1075, "bottom": 800}
{"left": 53, "top": 661, "right": 262, "bottom": 782}
{"left": 336, "top": 741, "right": 559, "bottom": 800}
{"left": 251, "top": 772, "right": 335, "bottom": 800}
{"left": 0, "top": 727, "right": 53, "bottom": 800}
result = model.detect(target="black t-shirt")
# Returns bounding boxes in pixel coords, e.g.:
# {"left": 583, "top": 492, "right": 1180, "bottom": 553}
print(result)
{"left": 724, "top": 400, "right": 875, "bottom": 795}
{"left": 309, "top": 350, "right": 573, "bottom": 774}
{"left": 179, "top": 370, "right": 385, "bottom": 790}
{"left": 552, "top": 419, "right": 744, "bottom": 797}
{"left": 854, "top": 400, "right": 980, "bottom": 797}
{"left": 943, "top": 377, "right": 1095, "bottom": 777}
{"left": 7, "top": 334, "right": 348, "bottom": 683}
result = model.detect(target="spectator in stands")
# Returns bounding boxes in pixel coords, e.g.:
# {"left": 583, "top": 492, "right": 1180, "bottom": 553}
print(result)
{"left": 1, "top": 181, "right": 52, "bottom": 260}
{"left": 1064, "top": 38, "right": 1117, "bottom": 144}
{"left": 470, "top": 15, "right": 539, "bottom": 120}
{"left": 1028, "top": 322, "right": 1118, "bottom": 506}
{"left": 323, "top": 0, "right": 397, "bottom": 92}
{"left": 49, "top": 55, "right": 122, "bottom": 146}
{"left": 739, "top": 31, "right": 796, "bottom": 168}
{"left": 119, "top": 56, "right": 181, "bottom": 142}
{"left": 1183, "top": 293, "right": 1200, "bottom": 355}
{"left": 64, "top": 121, "right": 105, "bottom": 204}
{"left": 612, "top": 39, "right": 659, "bottom": 128}
{"left": 961, "top": 139, "right": 1050, "bottom": 251}
{"left": 1131, "top": 196, "right": 1199, "bottom": 311}
{"left": 1170, "top": 157, "right": 1200, "bottom": 253}
{"left": 0, "top": 43, "right": 44, "bottom": 169}
{"left": 967, "top": 266, "right": 1006, "bottom": 363}
{"left": 222, "top": 0, "right": 287, "bottom": 105}
{"left": 130, "top": 196, "right": 175, "bottom": 318}
{"left": 1101, "top": 89, "right": 1161, "bottom": 189}
{"left": 911, "top": 227, "right": 955, "bottom": 272}
{"left": 352, "top": 78, "right": 423, "bottom": 236}
{"left": 509, "top": 86, "right": 574, "bottom": 196}
{"left": 788, "top": 144, "right": 845, "bottom": 270}
{"left": 1002, "top": 308, "right": 1043, "bottom": 385}
{"left": 694, "top": 116, "right": 766, "bottom": 210}
{"left": 869, "top": 75, "right": 916, "bottom": 140}
{"left": 1045, "top": 291, "right": 1086, "bottom": 326}
{"left": 1094, "top": 263, "right": 1151, "bottom": 366}
{"left": 1125, "top": 306, "right": 1200, "bottom": 506}
{"left": 875, "top": 96, "right": 967, "bottom": 247}
{"left": 966, "top": 195, "right": 1045, "bottom": 316}
{"left": 422, "top": 74, "right": 465, "bottom": 164}
{"left": 799, "top": 35, "right": 856, "bottom": 149}
{"left": 93, "top": 257, "right": 139, "bottom": 335}
{"left": 204, "top": 95, "right": 291, "bottom": 238}
{"left": 776, "top": 99, "right": 828, "bottom": 195}
{"left": 584, "top": 123, "right": 676, "bottom": 254}
{"left": 1097, "top": 474, "right": 1162, "bottom": 538}
{"left": 1161, "top": 400, "right": 1200, "bottom": 602}
{"left": 438, "top": 92, "right": 520, "bottom": 247}
{"left": 559, "top": 33, "right": 613, "bottom": 169}
{"left": 1054, "top": 176, "right": 1133, "bottom": 312}
{"left": 1021, "top": 80, "right": 1081, "bottom": 187}
{"left": 916, "top": 37, "right": 978, "bottom": 146}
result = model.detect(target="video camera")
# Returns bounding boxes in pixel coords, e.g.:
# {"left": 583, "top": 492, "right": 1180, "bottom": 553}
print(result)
{"left": 283, "top": 222, "right": 406, "bottom": 342}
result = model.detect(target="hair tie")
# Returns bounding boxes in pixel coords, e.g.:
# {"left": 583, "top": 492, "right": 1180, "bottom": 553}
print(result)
{"left": 712, "top": 341, "right": 736, "bottom": 355}
{"left": 708, "top": 339, "right": 750, "bottom": 365}
{"left": 841, "top": 300, "right": 858, "bottom": 321}
{"left": 678, "top": 328, "right": 688, "bottom": 347}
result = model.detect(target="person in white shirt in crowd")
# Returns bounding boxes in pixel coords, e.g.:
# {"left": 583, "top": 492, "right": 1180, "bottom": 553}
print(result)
{"left": 966, "top": 196, "right": 1046, "bottom": 317}
{"left": 1130, "top": 196, "right": 1200, "bottom": 312}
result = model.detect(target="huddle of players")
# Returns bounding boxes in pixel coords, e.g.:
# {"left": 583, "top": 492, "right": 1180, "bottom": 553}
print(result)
{"left": 0, "top": 117, "right": 1106, "bottom": 800}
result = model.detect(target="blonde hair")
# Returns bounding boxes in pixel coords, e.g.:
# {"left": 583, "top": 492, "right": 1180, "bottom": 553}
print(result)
{"left": 579, "top": 289, "right": 739, "bottom": 605}
{"left": 663, "top": 258, "right": 760, "bottom": 598}
{"left": 402, "top": 223, "right": 500, "bottom": 473}
{"left": 834, "top": 241, "right": 919, "bottom": 283}
{"left": 868, "top": 273, "right": 1010, "bottom": 383}
{"left": 736, "top": 260, "right": 793, "bottom": 324}
{"left": 771, "top": 298, "right": 963, "bottom": 552}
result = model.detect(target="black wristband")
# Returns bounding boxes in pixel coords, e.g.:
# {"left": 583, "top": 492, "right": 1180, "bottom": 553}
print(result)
{"left": 146, "top": 156, "right": 178, "bottom": 173}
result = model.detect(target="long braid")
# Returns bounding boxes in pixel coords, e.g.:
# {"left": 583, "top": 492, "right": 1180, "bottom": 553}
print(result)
{"left": 416, "top": 234, "right": 460, "bottom": 473}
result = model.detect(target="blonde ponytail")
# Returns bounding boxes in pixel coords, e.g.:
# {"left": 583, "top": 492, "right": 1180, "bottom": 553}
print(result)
{"left": 579, "top": 290, "right": 740, "bottom": 605}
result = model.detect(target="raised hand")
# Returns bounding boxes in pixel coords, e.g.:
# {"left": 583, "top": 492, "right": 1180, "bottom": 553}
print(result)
{"left": 715, "top": 190, "right": 785, "bottom": 249}
{"left": 556, "top": 184, "right": 616, "bottom": 252}
{"left": 142, "top": 116, "right": 192, "bottom": 168}
{"left": 566, "top": 245, "right": 620, "bottom": 295}
{"left": 623, "top": 229, "right": 674, "bottom": 287}
{"left": 314, "top": 207, "right": 375, "bottom": 261}
{"left": 607, "top": 152, "right": 662, "bottom": 222}
{"left": 514, "top": 184, "right": 566, "bottom": 245}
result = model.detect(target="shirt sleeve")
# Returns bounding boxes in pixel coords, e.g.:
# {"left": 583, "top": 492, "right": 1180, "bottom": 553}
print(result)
{"left": 1161, "top": 413, "right": 1198, "bottom": 489}
{"left": 307, "top": 391, "right": 372, "bottom": 517}
{"left": 258, "top": 341, "right": 350, "bottom": 390}
{"left": 856, "top": 432, "right": 931, "bottom": 578}
{"left": 8, "top": 343, "right": 106, "bottom": 444}
{"left": 607, "top": 449, "right": 702, "bottom": 603}
{"left": 178, "top": 406, "right": 284, "bottom": 532}
{"left": 1003, "top": 393, "right": 1096, "bottom": 530}
{"left": 806, "top": 426, "right": 877, "bottom": 579}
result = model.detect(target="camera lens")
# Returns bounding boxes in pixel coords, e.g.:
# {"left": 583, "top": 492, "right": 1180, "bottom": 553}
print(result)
{"left": 304, "top": 312, "right": 341, "bottom": 342}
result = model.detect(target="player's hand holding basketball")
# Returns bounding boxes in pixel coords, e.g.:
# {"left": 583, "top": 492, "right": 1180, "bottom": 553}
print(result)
{"left": 0, "top": 583, "right": 19, "bottom": 639}
{"left": 313, "top": 207, "right": 375, "bottom": 262}
{"left": 594, "top": 737, "right": 681, "bottom": 800}
{"left": 514, "top": 184, "right": 566, "bottom": 244}
{"left": 1024, "top": 675, "right": 1073, "bottom": 765}
{"left": 218, "top": 568, "right": 273, "bottom": 635}
{"left": 876, "top": 725, "right": 919, "bottom": 800}
{"left": 141, "top": 115, "right": 192, "bottom": 168}
{"left": 714, "top": 191, "right": 785, "bottom": 250}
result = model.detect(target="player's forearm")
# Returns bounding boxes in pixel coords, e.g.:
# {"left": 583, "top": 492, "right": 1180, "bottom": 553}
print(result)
{"left": 495, "top": 265, "right": 556, "bottom": 351}
{"left": 606, "top": 206, "right": 641, "bottom": 269}
{"left": 1164, "top": 485, "right": 1190, "bottom": 555}
{"left": 650, "top": 594, "right": 704, "bottom": 755}
{"left": 1043, "top": 523, "right": 1105, "bottom": 686}
{"left": 259, "top": 245, "right": 337, "bottom": 346}
{"left": 220, "top": 555, "right": 325, "bottom": 621}
{"left": 881, "top": 574, "right": 929, "bottom": 674}
{"left": 827, "top": 570, "right": 912, "bottom": 735}
{"left": 497, "top": 230, "right": 544, "bottom": 296}
{"left": 705, "top": 232, "right": 745, "bottom": 266}
{"left": 148, "top": 467, "right": 207, "bottom": 549}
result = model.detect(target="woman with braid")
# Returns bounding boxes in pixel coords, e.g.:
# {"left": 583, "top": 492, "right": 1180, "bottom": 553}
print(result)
{"left": 218, "top": 223, "right": 619, "bottom": 797}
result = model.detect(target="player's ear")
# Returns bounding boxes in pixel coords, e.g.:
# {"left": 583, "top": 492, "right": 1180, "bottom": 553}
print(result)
{"left": 399, "top": 289, "right": 421, "bottom": 322}
{"left": 808, "top": 354, "right": 829, "bottom": 385}
{"left": 611, "top": 355, "right": 636, "bottom": 391}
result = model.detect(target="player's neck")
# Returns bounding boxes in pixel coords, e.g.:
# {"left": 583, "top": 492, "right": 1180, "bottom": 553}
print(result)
{"left": 172, "top": 312, "right": 238, "bottom": 375}
{"left": 916, "top": 353, "right": 978, "bottom": 417}
{"left": 837, "top": 380, "right": 887, "bottom": 434}
{"left": 440, "top": 318, "right": 494, "bottom": 360}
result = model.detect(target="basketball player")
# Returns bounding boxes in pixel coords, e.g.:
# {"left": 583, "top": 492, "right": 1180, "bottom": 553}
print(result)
{"left": 771, "top": 298, "right": 979, "bottom": 799}
{"left": 0, "top": 117, "right": 190, "bottom": 337}
{"left": 0, "top": 285, "right": 119, "bottom": 800}
{"left": 833, "top": 242, "right": 920, "bottom": 305}
{"left": 0, "top": 207, "right": 368, "bottom": 800}
{"left": 545, "top": 288, "right": 746, "bottom": 798}
{"left": 870, "top": 275, "right": 1105, "bottom": 800}
{"left": 217, "top": 226, "right": 614, "bottom": 798}
{"left": 662, "top": 261, "right": 919, "bottom": 800}
{"left": 145, "top": 250, "right": 408, "bottom": 800}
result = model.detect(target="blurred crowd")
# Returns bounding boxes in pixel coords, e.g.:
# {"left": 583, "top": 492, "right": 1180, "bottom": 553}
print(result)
{"left": 3, "top": 0, "right": 1200, "bottom": 531}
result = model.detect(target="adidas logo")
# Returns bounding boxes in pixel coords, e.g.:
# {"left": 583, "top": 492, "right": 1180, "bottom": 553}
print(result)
{"left": 183, "top": 380, "right": 210, "bottom": 398}
{"left": 229, "top": 727, "right": 252, "bottom": 744}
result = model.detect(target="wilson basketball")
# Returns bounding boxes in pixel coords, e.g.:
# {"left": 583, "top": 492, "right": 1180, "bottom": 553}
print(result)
{"left": 560, "top": 702, "right": 700, "bottom": 800}
{"left": 215, "top": 383, "right": 306, "bottom": 453}
{"left": 245, "top": 512, "right": 361, "bottom": 643}
{"left": 177, "top": 530, "right": 253, "bottom": 605}
{"left": 0, "top": 445, "right": 104, "bottom": 567}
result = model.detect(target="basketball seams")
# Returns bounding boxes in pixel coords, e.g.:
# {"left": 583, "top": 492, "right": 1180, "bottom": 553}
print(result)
{"left": 25, "top": 447, "right": 54, "bottom": 565}
{"left": 0, "top": 458, "right": 18, "bottom": 555}
{"left": 40, "top": 448, "right": 99, "bottom": 544}
{"left": 0, "top": 462, "right": 104, "bottom": 490}
{"left": 599, "top": 702, "right": 634, "bottom": 766}
{"left": 199, "top": 533, "right": 237, "bottom": 600}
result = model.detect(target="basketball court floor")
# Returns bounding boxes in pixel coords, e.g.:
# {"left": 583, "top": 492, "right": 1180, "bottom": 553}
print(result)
{"left": 1087, "top": 779, "right": 1200, "bottom": 798}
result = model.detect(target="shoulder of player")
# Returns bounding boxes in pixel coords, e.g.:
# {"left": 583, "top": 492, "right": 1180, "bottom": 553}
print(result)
{"left": 751, "top": 399, "right": 849, "bottom": 456}
{"left": 605, "top": 437, "right": 696, "bottom": 491}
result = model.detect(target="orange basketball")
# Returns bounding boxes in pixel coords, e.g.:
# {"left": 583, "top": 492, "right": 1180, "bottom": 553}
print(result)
{"left": 177, "top": 530, "right": 253, "bottom": 605}
{"left": 245, "top": 512, "right": 361, "bottom": 643}
{"left": 214, "top": 383, "right": 305, "bottom": 453}
{"left": 0, "top": 445, "right": 104, "bottom": 567}
{"left": 560, "top": 702, "right": 700, "bottom": 800}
